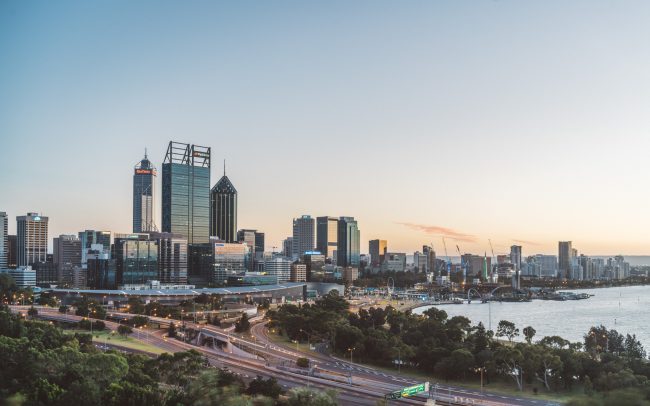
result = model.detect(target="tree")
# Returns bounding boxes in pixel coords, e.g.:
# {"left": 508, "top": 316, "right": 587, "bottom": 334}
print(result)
{"left": 118, "top": 325, "right": 133, "bottom": 336}
{"left": 234, "top": 313, "right": 250, "bottom": 333}
{"left": 296, "top": 357, "right": 310, "bottom": 368}
{"left": 315, "top": 291, "right": 349, "bottom": 313}
{"left": 539, "top": 335, "right": 570, "bottom": 349}
{"left": 168, "top": 322, "right": 177, "bottom": 338}
{"left": 523, "top": 326, "right": 536, "bottom": 344}
{"left": 496, "top": 320, "right": 519, "bottom": 342}
{"left": 494, "top": 346, "right": 524, "bottom": 390}
{"left": 131, "top": 315, "right": 149, "bottom": 328}
{"left": 246, "top": 376, "right": 282, "bottom": 399}
{"left": 58, "top": 305, "right": 69, "bottom": 314}
{"left": 126, "top": 297, "right": 145, "bottom": 314}
{"left": 287, "top": 387, "right": 338, "bottom": 406}
{"left": 27, "top": 306, "right": 38, "bottom": 318}
{"left": 624, "top": 334, "right": 646, "bottom": 359}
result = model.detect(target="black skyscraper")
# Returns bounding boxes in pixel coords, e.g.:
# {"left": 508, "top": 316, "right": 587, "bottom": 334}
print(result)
{"left": 210, "top": 164, "right": 237, "bottom": 242}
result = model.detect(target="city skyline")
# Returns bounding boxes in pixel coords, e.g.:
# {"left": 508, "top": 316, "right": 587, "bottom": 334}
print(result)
{"left": 3, "top": 1, "right": 650, "bottom": 255}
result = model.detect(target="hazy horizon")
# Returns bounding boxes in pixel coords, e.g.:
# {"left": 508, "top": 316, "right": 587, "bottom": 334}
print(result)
{"left": 3, "top": 1, "right": 650, "bottom": 255}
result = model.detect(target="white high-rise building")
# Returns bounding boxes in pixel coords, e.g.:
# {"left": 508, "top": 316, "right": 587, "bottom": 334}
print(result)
{"left": 264, "top": 257, "right": 292, "bottom": 283}
{"left": 17, "top": 213, "right": 49, "bottom": 267}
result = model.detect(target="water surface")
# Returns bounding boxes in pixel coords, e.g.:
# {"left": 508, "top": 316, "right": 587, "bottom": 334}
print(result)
{"left": 413, "top": 285, "right": 650, "bottom": 349}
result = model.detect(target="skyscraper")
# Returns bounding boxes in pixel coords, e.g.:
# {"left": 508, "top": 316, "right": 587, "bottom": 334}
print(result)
{"left": 0, "top": 212, "right": 7, "bottom": 269}
{"left": 17, "top": 213, "right": 48, "bottom": 267}
{"left": 133, "top": 151, "right": 157, "bottom": 233}
{"left": 510, "top": 245, "right": 522, "bottom": 272}
{"left": 53, "top": 235, "right": 82, "bottom": 286}
{"left": 292, "top": 215, "right": 315, "bottom": 257}
{"left": 558, "top": 241, "right": 573, "bottom": 279}
{"left": 337, "top": 217, "right": 360, "bottom": 267}
{"left": 162, "top": 141, "right": 211, "bottom": 245}
{"left": 254, "top": 232, "right": 265, "bottom": 255}
{"left": 282, "top": 237, "right": 293, "bottom": 258}
{"left": 369, "top": 239, "right": 387, "bottom": 266}
{"left": 210, "top": 163, "right": 237, "bottom": 242}
{"left": 423, "top": 245, "right": 436, "bottom": 275}
{"left": 316, "top": 216, "right": 338, "bottom": 259}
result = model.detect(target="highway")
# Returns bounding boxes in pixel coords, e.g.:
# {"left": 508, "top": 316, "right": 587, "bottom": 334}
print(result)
{"left": 11, "top": 306, "right": 553, "bottom": 405}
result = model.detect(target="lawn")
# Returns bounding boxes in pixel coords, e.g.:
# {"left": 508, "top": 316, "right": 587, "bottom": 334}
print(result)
{"left": 65, "top": 329, "right": 168, "bottom": 355}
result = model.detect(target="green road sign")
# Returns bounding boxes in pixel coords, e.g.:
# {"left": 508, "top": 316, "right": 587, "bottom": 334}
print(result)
{"left": 385, "top": 382, "right": 429, "bottom": 399}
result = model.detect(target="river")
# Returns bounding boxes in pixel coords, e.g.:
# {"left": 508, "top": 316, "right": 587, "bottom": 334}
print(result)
{"left": 413, "top": 285, "right": 650, "bottom": 350}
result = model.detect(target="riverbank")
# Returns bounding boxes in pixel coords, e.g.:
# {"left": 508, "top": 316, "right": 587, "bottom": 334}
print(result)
{"left": 413, "top": 285, "right": 650, "bottom": 349}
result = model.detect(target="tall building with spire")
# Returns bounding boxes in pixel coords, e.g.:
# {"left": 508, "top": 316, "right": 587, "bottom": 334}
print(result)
{"left": 133, "top": 150, "right": 157, "bottom": 233}
{"left": 210, "top": 161, "right": 237, "bottom": 242}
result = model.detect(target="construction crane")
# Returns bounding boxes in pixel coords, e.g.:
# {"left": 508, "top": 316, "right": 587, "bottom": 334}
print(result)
{"left": 488, "top": 239, "right": 496, "bottom": 281}
{"left": 442, "top": 237, "right": 451, "bottom": 277}
{"left": 456, "top": 244, "right": 465, "bottom": 285}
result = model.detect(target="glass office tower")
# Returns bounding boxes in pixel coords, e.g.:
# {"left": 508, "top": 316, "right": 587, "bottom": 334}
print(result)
{"left": 337, "top": 216, "right": 360, "bottom": 267}
{"left": 112, "top": 233, "right": 159, "bottom": 286}
{"left": 162, "top": 142, "right": 211, "bottom": 245}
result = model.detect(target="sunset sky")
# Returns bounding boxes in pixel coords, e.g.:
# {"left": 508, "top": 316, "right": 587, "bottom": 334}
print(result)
{"left": 2, "top": 1, "right": 650, "bottom": 256}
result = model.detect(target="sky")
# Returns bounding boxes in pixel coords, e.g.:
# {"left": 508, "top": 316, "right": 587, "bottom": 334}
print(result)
{"left": 2, "top": 0, "right": 650, "bottom": 256}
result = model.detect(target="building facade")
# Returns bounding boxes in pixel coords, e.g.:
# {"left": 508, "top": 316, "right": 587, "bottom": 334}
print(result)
{"left": 264, "top": 257, "right": 292, "bottom": 284}
{"left": 0, "top": 267, "right": 36, "bottom": 288}
{"left": 112, "top": 234, "right": 159, "bottom": 286}
{"left": 212, "top": 242, "right": 248, "bottom": 285}
{"left": 0, "top": 212, "right": 7, "bottom": 269}
{"left": 87, "top": 250, "right": 116, "bottom": 289}
{"left": 7, "top": 235, "right": 16, "bottom": 269}
{"left": 381, "top": 253, "right": 406, "bottom": 273}
{"left": 316, "top": 216, "right": 338, "bottom": 260}
{"left": 290, "top": 263, "right": 307, "bottom": 282}
{"left": 558, "top": 241, "right": 573, "bottom": 279}
{"left": 337, "top": 217, "right": 360, "bottom": 267}
{"left": 292, "top": 215, "right": 315, "bottom": 258}
{"left": 369, "top": 239, "right": 387, "bottom": 266}
{"left": 150, "top": 232, "right": 188, "bottom": 284}
{"left": 133, "top": 151, "right": 157, "bottom": 233}
{"left": 53, "top": 235, "right": 82, "bottom": 286}
{"left": 79, "top": 230, "right": 111, "bottom": 268}
{"left": 210, "top": 170, "right": 237, "bottom": 243}
{"left": 162, "top": 141, "right": 211, "bottom": 245}
{"left": 17, "top": 213, "right": 49, "bottom": 267}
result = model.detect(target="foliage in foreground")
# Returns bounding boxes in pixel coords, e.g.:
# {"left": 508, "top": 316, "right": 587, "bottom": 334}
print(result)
{"left": 0, "top": 305, "right": 335, "bottom": 406}
{"left": 268, "top": 291, "right": 650, "bottom": 398}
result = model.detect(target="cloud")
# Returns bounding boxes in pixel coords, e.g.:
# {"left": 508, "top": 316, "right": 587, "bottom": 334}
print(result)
{"left": 512, "top": 239, "right": 542, "bottom": 246}
{"left": 397, "top": 223, "right": 477, "bottom": 243}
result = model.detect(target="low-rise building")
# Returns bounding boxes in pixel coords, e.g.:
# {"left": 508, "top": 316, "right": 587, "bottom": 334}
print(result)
{"left": 0, "top": 266, "right": 36, "bottom": 288}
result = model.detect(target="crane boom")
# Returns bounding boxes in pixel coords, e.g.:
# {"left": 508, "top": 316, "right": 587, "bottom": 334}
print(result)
{"left": 488, "top": 239, "right": 496, "bottom": 279}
